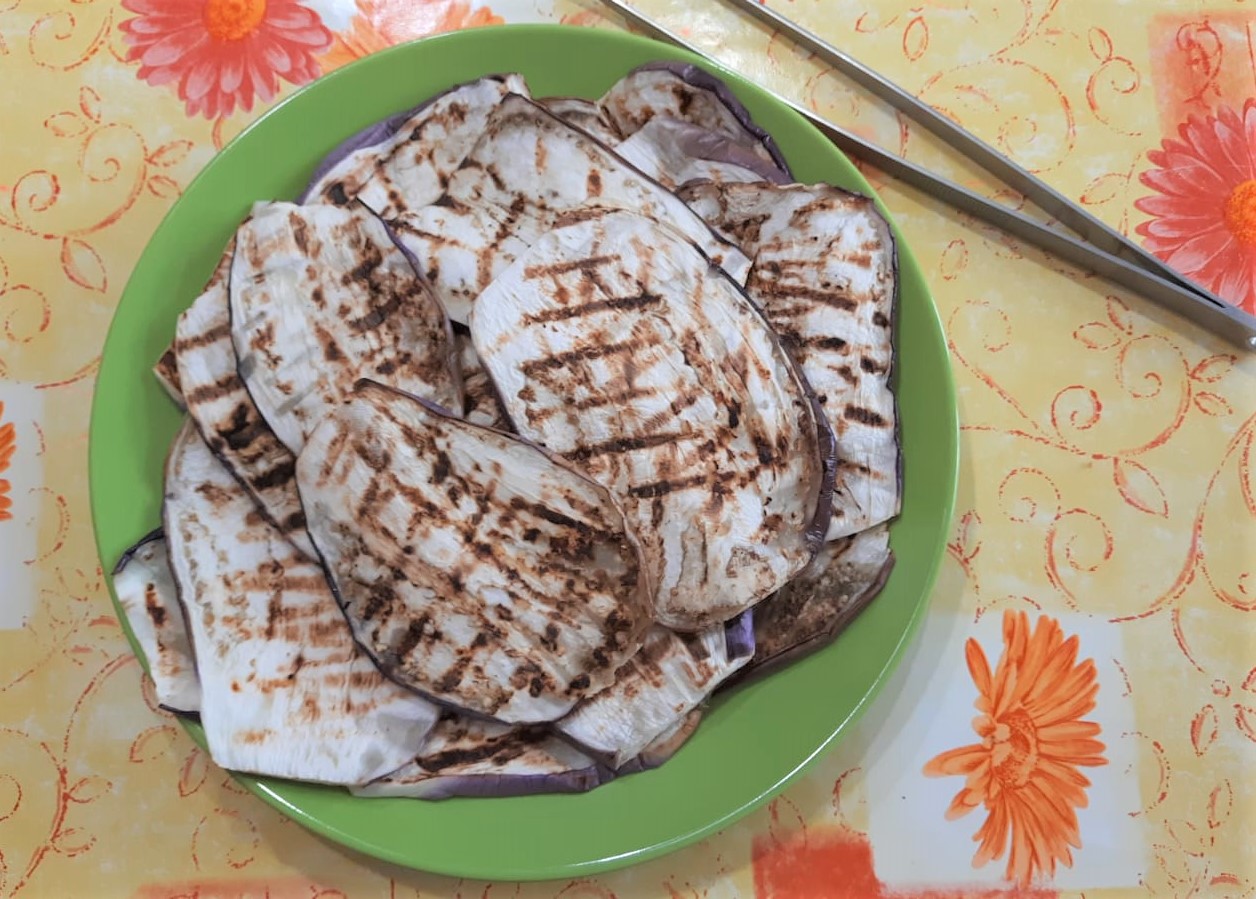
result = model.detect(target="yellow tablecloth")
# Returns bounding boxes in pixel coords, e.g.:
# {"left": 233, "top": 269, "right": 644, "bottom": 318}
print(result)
{"left": 1, "top": 1, "right": 1253, "bottom": 896}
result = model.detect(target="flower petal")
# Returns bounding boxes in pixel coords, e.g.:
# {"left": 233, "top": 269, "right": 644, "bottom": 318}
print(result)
{"left": 923, "top": 743, "right": 987, "bottom": 777}
{"left": 140, "top": 26, "right": 205, "bottom": 67}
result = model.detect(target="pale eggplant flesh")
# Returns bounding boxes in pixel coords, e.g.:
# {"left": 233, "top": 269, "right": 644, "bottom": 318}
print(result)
{"left": 112, "top": 529, "right": 201, "bottom": 715}
{"left": 681, "top": 180, "right": 901, "bottom": 540}
{"left": 174, "top": 236, "right": 316, "bottom": 559}
{"left": 163, "top": 421, "right": 440, "bottom": 785}
{"left": 738, "top": 523, "right": 894, "bottom": 682}
{"left": 472, "top": 209, "right": 833, "bottom": 630}
{"left": 614, "top": 116, "right": 792, "bottom": 190}
{"left": 351, "top": 713, "right": 606, "bottom": 800}
{"left": 537, "top": 96, "right": 624, "bottom": 146}
{"left": 390, "top": 94, "right": 752, "bottom": 325}
{"left": 230, "top": 201, "right": 461, "bottom": 455}
{"left": 599, "top": 63, "right": 792, "bottom": 181}
{"left": 301, "top": 74, "right": 530, "bottom": 216}
{"left": 615, "top": 708, "right": 703, "bottom": 775}
{"left": 295, "top": 380, "right": 653, "bottom": 724}
{"left": 556, "top": 616, "right": 753, "bottom": 769}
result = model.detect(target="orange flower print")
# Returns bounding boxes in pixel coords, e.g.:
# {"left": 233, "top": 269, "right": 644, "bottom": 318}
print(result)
{"left": 319, "top": 0, "right": 504, "bottom": 73}
{"left": 118, "top": 0, "right": 333, "bottom": 120}
{"left": 923, "top": 612, "right": 1107, "bottom": 889}
{"left": 0, "top": 403, "right": 15, "bottom": 522}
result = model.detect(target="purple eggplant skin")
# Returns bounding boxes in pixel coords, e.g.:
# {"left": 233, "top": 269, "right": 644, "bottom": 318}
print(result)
{"left": 385, "top": 766, "right": 609, "bottom": 801}
{"left": 297, "top": 107, "right": 416, "bottom": 204}
{"left": 724, "top": 610, "right": 756, "bottom": 661}
{"left": 635, "top": 62, "right": 793, "bottom": 180}
{"left": 296, "top": 73, "right": 520, "bottom": 204}
{"left": 731, "top": 551, "right": 896, "bottom": 688}
{"left": 660, "top": 121, "right": 793, "bottom": 185}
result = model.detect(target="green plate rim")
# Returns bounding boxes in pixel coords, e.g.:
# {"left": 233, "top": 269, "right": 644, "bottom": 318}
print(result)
{"left": 89, "top": 23, "right": 958, "bottom": 882}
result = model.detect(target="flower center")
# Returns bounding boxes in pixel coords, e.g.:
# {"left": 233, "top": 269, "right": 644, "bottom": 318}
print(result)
{"left": 989, "top": 710, "right": 1039, "bottom": 790}
{"left": 203, "top": 0, "right": 266, "bottom": 41}
{"left": 1223, "top": 179, "right": 1256, "bottom": 247}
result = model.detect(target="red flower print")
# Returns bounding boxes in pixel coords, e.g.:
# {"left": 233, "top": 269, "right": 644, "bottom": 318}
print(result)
{"left": 0, "top": 402, "right": 14, "bottom": 522}
{"left": 923, "top": 612, "right": 1108, "bottom": 889}
{"left": 1135, "top": 100, "right": 1256, "bottom": 316}
{"left": 118, "top": 0, "right": 333, "bottom": 120}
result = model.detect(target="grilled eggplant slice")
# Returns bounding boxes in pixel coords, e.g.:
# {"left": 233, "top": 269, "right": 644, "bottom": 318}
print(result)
{"left": 538, "top": 96, "right": 623, "bottom": 145}
{"left": 614, "top": 116, "right": 792, "bottom": 189}
{"left": 599, "top": 63, "right": 792, "bottom": 181}
{"left": 556, "top": 618, "right": 753, "bottom": 769}
{"left": 681, "top": 181, "right": 900, "bottom": 539}
{"left": 152, "top": 348, "right": 185, "bottom": 409}
{"left": 295, "top": 381, "right": 653, "bottom": 724}
{"left": 175, "top": 237, "right": 315, "bottom": 558}
{"left": 473, "top": 209, "right": 833, "bottom": 630}
{"left": 230, "top": 201, "right": 461, "bottom": 455}
{"left": 391, "top": 94, "right": 751, "bottom": 324}
{"left": 113, "top": 529, "right": 201, "bottom": 714}
{"left": 164, "top": 421, "right": 439, "bottom": 784}
{"left": 456, "top": 331, "right": 510, "bottom": 429}
{"left": 616, "top": 708, "right": 704, "bottom": 775}
{"left": 301, "top": 74, "right": 529, "bottom": 215}
{"left": 740, "top": 523, "right": 894, "bottom": 680}
{"left": 351, "top": 714, "right": 606, "bottom": 800}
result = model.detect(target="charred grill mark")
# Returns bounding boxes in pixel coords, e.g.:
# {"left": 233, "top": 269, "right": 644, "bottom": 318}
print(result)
{"left": 421, "top": 729, "right": 541, "bottom": 771}
{"left": 518, "top": 338, "right": 637, "bottom": 376}
{"left": 325, "top": 182, "right": 350, "bottom": 205}
{"left": 174, "top": 321, "right": 232, "bottom": 353}
{"left": 144, "top": 584, "right": 167, "bottom": 628}
{"left": 523, "top": 254, "right": 617, "bottom": 280}
{"left": 564, "top": 431, "right": 694, "bottom": 463}
{"left": 586, "top": 170, "right": 603, "bottom": 197}
{"left": 289, "top": 214, "right": 311, "bottom": 254}
{"left": 522, "top": 291, "right": 659, "bottom": 325}
{"left": 184, "top": 373, "right": 242, "bottom": 406}
{"left": 628, "top": 469, "right": 737, "bottom": 499}
{"left": 860, "top": 355, "right": 887, "bottom": 374}
{"left": 835, "top": 365, "right": 858, "bottom": 386}
{"left": 873, "top": 311, "right": 890, "bottom": 328}
{"left": 844, "top": 405, "right": 887, "bottom": 427}
{"left": 761, "top": 282, "right": 857, "bottom": 312}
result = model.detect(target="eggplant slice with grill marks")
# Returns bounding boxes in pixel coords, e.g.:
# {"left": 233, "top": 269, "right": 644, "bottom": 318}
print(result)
{"left": 152, "top": 348, "right": 185, "bottom": 409}
{"left": 174, "top": 236, "right": 315, "bottom": 559}
{"left": 537, "top": 96, "right": 624, "bottom": 146}
{"left": 472, "top": 209, "right": 833, "bottom": 630}
{"left": 389, "top": 94, "right": 751, "bottom": 325}
{"left": 681, "top": 180, "right": 900, "bottom": 540}
{"left": 556, "top": 616, "right": 753, "bottom": 769}
{"left": 230, "top": 201, "right": 461, "bottom": 456}
{"left": 113, "top": 529, "right": 201, "bottom": 715}
{"left": 351, "top": 713, "right": 606, "bottom": 800}
{"left": 738, "top": 523, "right": 894, "bottom": 681}
{"left": 301, "top": 74, "right": 530, "bottom": 215}
{"left": 599, "top": 63, "right": 792, "bottom": 182}
{"left": 295, "top": 380, "right": 653, "bottom": 724}
{"left": 615, "top": 708, "right": 704, "bottom": 775}
{"left": 163, "top": 421, "right": 440, "bottom": 785}
{"left": 614, "top": 117, "right": 792, "bottom": 190}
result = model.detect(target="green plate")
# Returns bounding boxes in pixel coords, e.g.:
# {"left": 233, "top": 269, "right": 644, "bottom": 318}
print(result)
{"left": 90, "top": 24, "right": 958, "bottom": 882}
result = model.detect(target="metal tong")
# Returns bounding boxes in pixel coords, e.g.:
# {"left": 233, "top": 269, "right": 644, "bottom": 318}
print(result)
{"left": 596, "top": 0, "right": 1256, "bottom": 351}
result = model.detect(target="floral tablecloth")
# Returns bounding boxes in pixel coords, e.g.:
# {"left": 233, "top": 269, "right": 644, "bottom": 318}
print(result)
{"left": 1, "top": 1, "right": 1253, "bottom": 896}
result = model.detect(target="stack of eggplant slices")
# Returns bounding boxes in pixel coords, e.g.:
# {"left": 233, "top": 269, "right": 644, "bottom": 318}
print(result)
{"left": 114, "top": 62, "right": 902, "bottom": 800}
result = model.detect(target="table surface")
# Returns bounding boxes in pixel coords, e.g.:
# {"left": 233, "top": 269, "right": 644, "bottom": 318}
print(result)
{"left": 1, "top": 1, "right": 1253, "bottom": 896}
